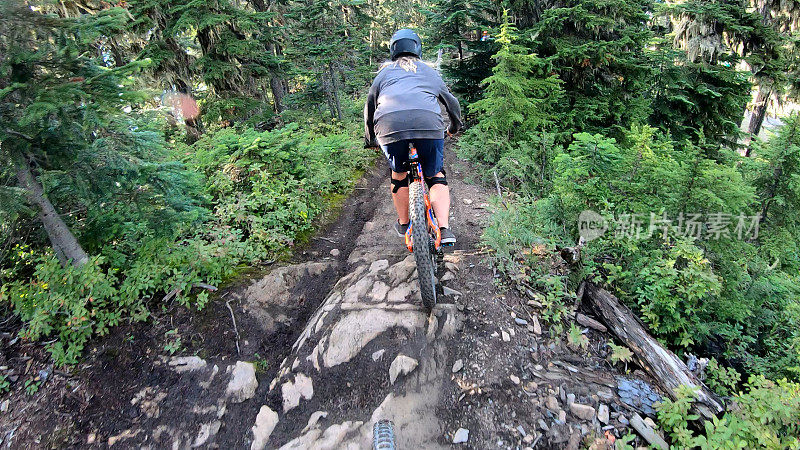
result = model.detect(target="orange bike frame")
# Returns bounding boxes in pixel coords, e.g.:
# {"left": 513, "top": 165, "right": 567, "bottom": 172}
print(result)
{"left": 405, "top": 145, "right": 442, "bottom": 252}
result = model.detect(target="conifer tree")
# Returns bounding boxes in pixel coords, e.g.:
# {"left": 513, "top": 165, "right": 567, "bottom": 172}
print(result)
{"left": 460, "top": 10, "right": 563, "bottom": 189}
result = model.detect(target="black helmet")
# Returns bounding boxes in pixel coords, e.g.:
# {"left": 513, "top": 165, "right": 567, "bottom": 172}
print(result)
{"left": 389, "top": 29, "right": 422, "bottom": 60}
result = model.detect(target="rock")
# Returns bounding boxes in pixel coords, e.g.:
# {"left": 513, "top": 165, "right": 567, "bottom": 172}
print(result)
{"left": 442, "top": 286, "right": 463, "bottom": 297}
{"left": 570, "top": 402, "right": 596, "bottom": 421}
{"left": 453, "top": 428, "right": 469, "bottom": 444}
{"left": 441, "top": 271, "right": 455, "bottom": 281}
{"left": 517, "top": 425, "right": 527, "bottom": 437}
{"left": 501, "top": 331, "right": 511, "bottom": 342}
{"left": 452, "top": 359, "right": 464, "bottom": 373}
{"left": 538, "top": 419, "right": 550, "bottom": 432}
{"left": 169, "top": 356, "right": 207, "bottom": 373}
{"left": 301, "top": 411, "right": 328, "bottom": 433}
{"left": 389, "top": 354, "right": 418, "bottom": 385}
{"left": 193, "top": 421, "right": 221, "bottom": 448}
{"left": 0, "top": 399, "right": 8, "bottom": 412}
{"left": 462, "top": 198, "right": 473, "bottom": 205}
{"left": 630, "top": 413, "right": 668, "bottom": 450}
{"left": 515, "top": 318, "right": 528, "bottom": 326}
{"left": 575, "top": 313, "right": 607, "bottom": 332}
{"left": 226, "top": 361, "right": 258, "bottom": 403}
{"left": 644, "top": 417, "right": 658, "bottom": 429}
{"left": 532, "top": 315, "right": 542, "bottom": 334}
{"left": 250, "top": 406, "right": 279, "bottom": 450}
{"left": 281, "top": 373, "right": 314, "bottom": 412}
{"left": 566, "top": 393, "right": 575, "bottom": 406}
{"left": 546, "top": 396, "right": 559, "bottom": 412}
{"left": 558, "top": 410, "right": 567, "bottom": 423}
{"left": 598, "top": 404, "right": 610, "bottom": 424}
{"left": 329, "top": 248, "right": 340, "bottom": 257}
{"left": 510, "top": 374, "right": 520, "bottom": 385}
{"left": 619, "top": 415, "right": 629, "bottom": 425}
{"left": 371, "top": 349, "right": 386, "bottom": 361}
{"left": 597, "top": 388, "right": 614, "bottom": 402}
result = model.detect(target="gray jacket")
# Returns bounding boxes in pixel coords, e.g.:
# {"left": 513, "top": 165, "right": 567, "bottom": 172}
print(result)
{"left": 364, "top": 60, "right": 462, "bottom": 147}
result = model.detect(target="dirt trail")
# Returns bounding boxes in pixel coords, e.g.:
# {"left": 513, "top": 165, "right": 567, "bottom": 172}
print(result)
{"left": 1, "top": 138, "right": 656, "bottom": 449}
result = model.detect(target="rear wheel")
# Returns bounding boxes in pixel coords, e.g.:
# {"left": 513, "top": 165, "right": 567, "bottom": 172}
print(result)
{"left": 409, "top": 180, "right": 437, "bottom": 309}
{"left": 372, "top": 420, "right": 396, "bottom": 449}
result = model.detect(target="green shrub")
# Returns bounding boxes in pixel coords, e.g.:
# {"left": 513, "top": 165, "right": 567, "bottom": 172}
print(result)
{"left": 656, "top": 378, "right": 800, "bottom": 449}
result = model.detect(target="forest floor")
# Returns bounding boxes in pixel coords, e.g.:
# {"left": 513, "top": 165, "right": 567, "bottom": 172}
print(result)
{"left": 0, "top": 139, "right": 665, "bottom": 449}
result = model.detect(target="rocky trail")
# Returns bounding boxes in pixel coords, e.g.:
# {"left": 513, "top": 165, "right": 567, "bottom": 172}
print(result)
{"left": 1, "top": 140, "right": 667, "bottom": 449}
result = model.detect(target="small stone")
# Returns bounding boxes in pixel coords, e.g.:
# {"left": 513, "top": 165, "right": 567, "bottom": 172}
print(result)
{"left": 281, "top": 373, "right": 314, "bottom": 412}
{"left": 515, "top": 318, "right": 528, "bottom": 326}
{"left": 566, "top": 393, "right": 575, "bottom": 406}
{"left": 330, "top": 248, "right": 340, "bottom": 257}
{"left": 452, "top": 359, "right": 464, "bottom": 373}
{"left": 532, "top": 315, "right": 542, "bottom": 334}
{"left": 558, "top": 410, "right": 567, "bottom": 423}
{"left": 510, "top": 374, "right": 520, "bottom": 385}
{"left": 501, "top": 331, "right": 511, "bottom": 342}
{"left": 644, "top": 417, "right": 657, "bottom": 429}
{"left": 523, "top": 434, "right": 534, "bottom": 444}
{"left": 169, "top": 356, "right": 207, "bottom": 373}
{"left": 453, "top": 428, "right": 469, "bottom": 444}
{"left": 371, "top": 349, "right": 386, "bottom": 361}
{"left": 527, "top": 325, "right": 534, "bottom": 332}
{"left": 538, "top": 419, "right": 550, "bottom": 431}
{"left": 517, "top": 425, "right": 527, "bottom": 436}
{"left": 598, "top": 404, "right": 610, "bottom": 424}
{"left": 462, "top": 198, "right": 473, "bottom": 205}
{"left": 442, "top": 286, "right": 463, "bottom": 297}
{"left": 619, "top": 415, "right": 629, "bottom": 425}
{"left": 570, "top": 402, "right": 596, "bottom": 421}
{"left": 250, "top": 406, "right": 279, "bottom": 450}
{"left": 0, "top": 399, "right": 8, "bottom": 412}
{"left": 509, "top": 327, "right": 516, "bottom": 337}
{"left": 226, "top": 361, "right": 258, "bottom": 403}
{"left": 193, "top": 421, "right": 221, "bottom": 448}
{"left": 389, "top": 354, "right": 418, "bottom": 385}
{"left": 441, "top": 272, "right": 455, "bottom": 281}
{"left": 546, "top": 396, "right": 559, "bottom": 412}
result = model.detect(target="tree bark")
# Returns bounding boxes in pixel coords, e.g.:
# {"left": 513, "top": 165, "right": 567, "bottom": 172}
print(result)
{"left": 746, "top": 85, "right": 771, "bottom": 156}
{"left": 14, "top": 153, "right": 89, "bottom": 267}
{"left": 583, "top": 282, "right": 725, "bottom": 420}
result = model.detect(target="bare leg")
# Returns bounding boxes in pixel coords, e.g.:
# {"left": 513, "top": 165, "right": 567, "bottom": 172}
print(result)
{"left": 391, "top": 171, "right": 409, "bottom": 224}
{"left": 428, "top": 172, "right": 450, "bottom": 228}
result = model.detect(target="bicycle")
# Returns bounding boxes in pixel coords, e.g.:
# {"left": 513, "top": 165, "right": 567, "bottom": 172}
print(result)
{"left": 403, "top": 143, "right": 449, "bottom": 310}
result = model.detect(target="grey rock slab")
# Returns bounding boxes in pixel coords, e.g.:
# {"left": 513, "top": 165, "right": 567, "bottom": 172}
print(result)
{"left": 281, "top": 373, "right": 314, "bottom": 412}
{"left": 630, "top": 413, "right": 668, "bottom": 450}
{"left": 442, "top": 286, "right": 463, "bottom": 297}
{"left": 251, "top": 406, "right": 279, "bottom": 450}
{"left": 168, "top": 356, "right": 207, "bottom": 373}
{"left": 226, "top": 361, "right": 258, "bottom": 403}
{"left": 453, "top": 428, "right": 469, "bottom": 444}
{"left": 514, "top": 318, "right": 528, "bottom": 326}
{"left": 569, "top": 402, "right": 596, "bottom": 421}
{"left": 389, "top": 354, "right": 418, "bottom": 385}
{"left": 598, "top": 404, "right": 610, "bottom": 424}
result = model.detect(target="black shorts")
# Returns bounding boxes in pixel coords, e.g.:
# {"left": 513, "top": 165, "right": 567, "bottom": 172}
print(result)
{"left": 380, "top": 139, "right": 445, "bottom": 178}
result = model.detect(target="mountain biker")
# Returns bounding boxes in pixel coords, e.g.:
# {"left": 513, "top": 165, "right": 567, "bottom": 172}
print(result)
{"left": 364, "top": 29, "right": 462, "bottom": 245}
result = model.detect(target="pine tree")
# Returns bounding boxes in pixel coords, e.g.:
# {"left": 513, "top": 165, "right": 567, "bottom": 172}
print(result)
{"left": 526, "top": 0, "right": 654, "bottom": 135}
{"left": 460, "top": 10, "right": 563, "bottom": 189}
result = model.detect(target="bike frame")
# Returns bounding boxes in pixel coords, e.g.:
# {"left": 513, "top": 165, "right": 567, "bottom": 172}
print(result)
{"left": 404, "top": 144, "right": 442, "bottom": 252}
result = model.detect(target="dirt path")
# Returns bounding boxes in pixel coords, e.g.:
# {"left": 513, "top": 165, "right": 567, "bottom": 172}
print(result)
{"left": 1, "top": 138, "right": 658, "bottom": 449}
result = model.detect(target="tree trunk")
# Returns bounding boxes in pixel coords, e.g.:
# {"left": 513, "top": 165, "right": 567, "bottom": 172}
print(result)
{"left": 14, "top": 153, "right": 89, "bottom": 267}
{"left": 583, "top": 282, "right": 725, "bottom": 420}
{"left": 746, "top": 85, "right": 771, "bottom": 156}
{"left": 323, "top": 64, "right": 343, "bottom": 121}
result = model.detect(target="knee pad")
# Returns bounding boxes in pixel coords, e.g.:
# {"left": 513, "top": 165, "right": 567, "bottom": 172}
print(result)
{"left": 391, "top": 174, "right": 410, "bottom": 193}
{"left": 425, "top": 169, "right": 447, "bottom": 189}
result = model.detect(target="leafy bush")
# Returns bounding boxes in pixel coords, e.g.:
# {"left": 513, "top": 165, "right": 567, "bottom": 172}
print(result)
{"left": 656, "top": 379, "right": 800, "bottom": 449}
{"left": 1, "top": 123, "right": 371, "bottom": 366}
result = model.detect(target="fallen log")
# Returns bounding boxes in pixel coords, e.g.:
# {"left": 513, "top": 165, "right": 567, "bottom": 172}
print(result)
{"left": 583, "top": 282, "right": 724, "bottom": 420}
